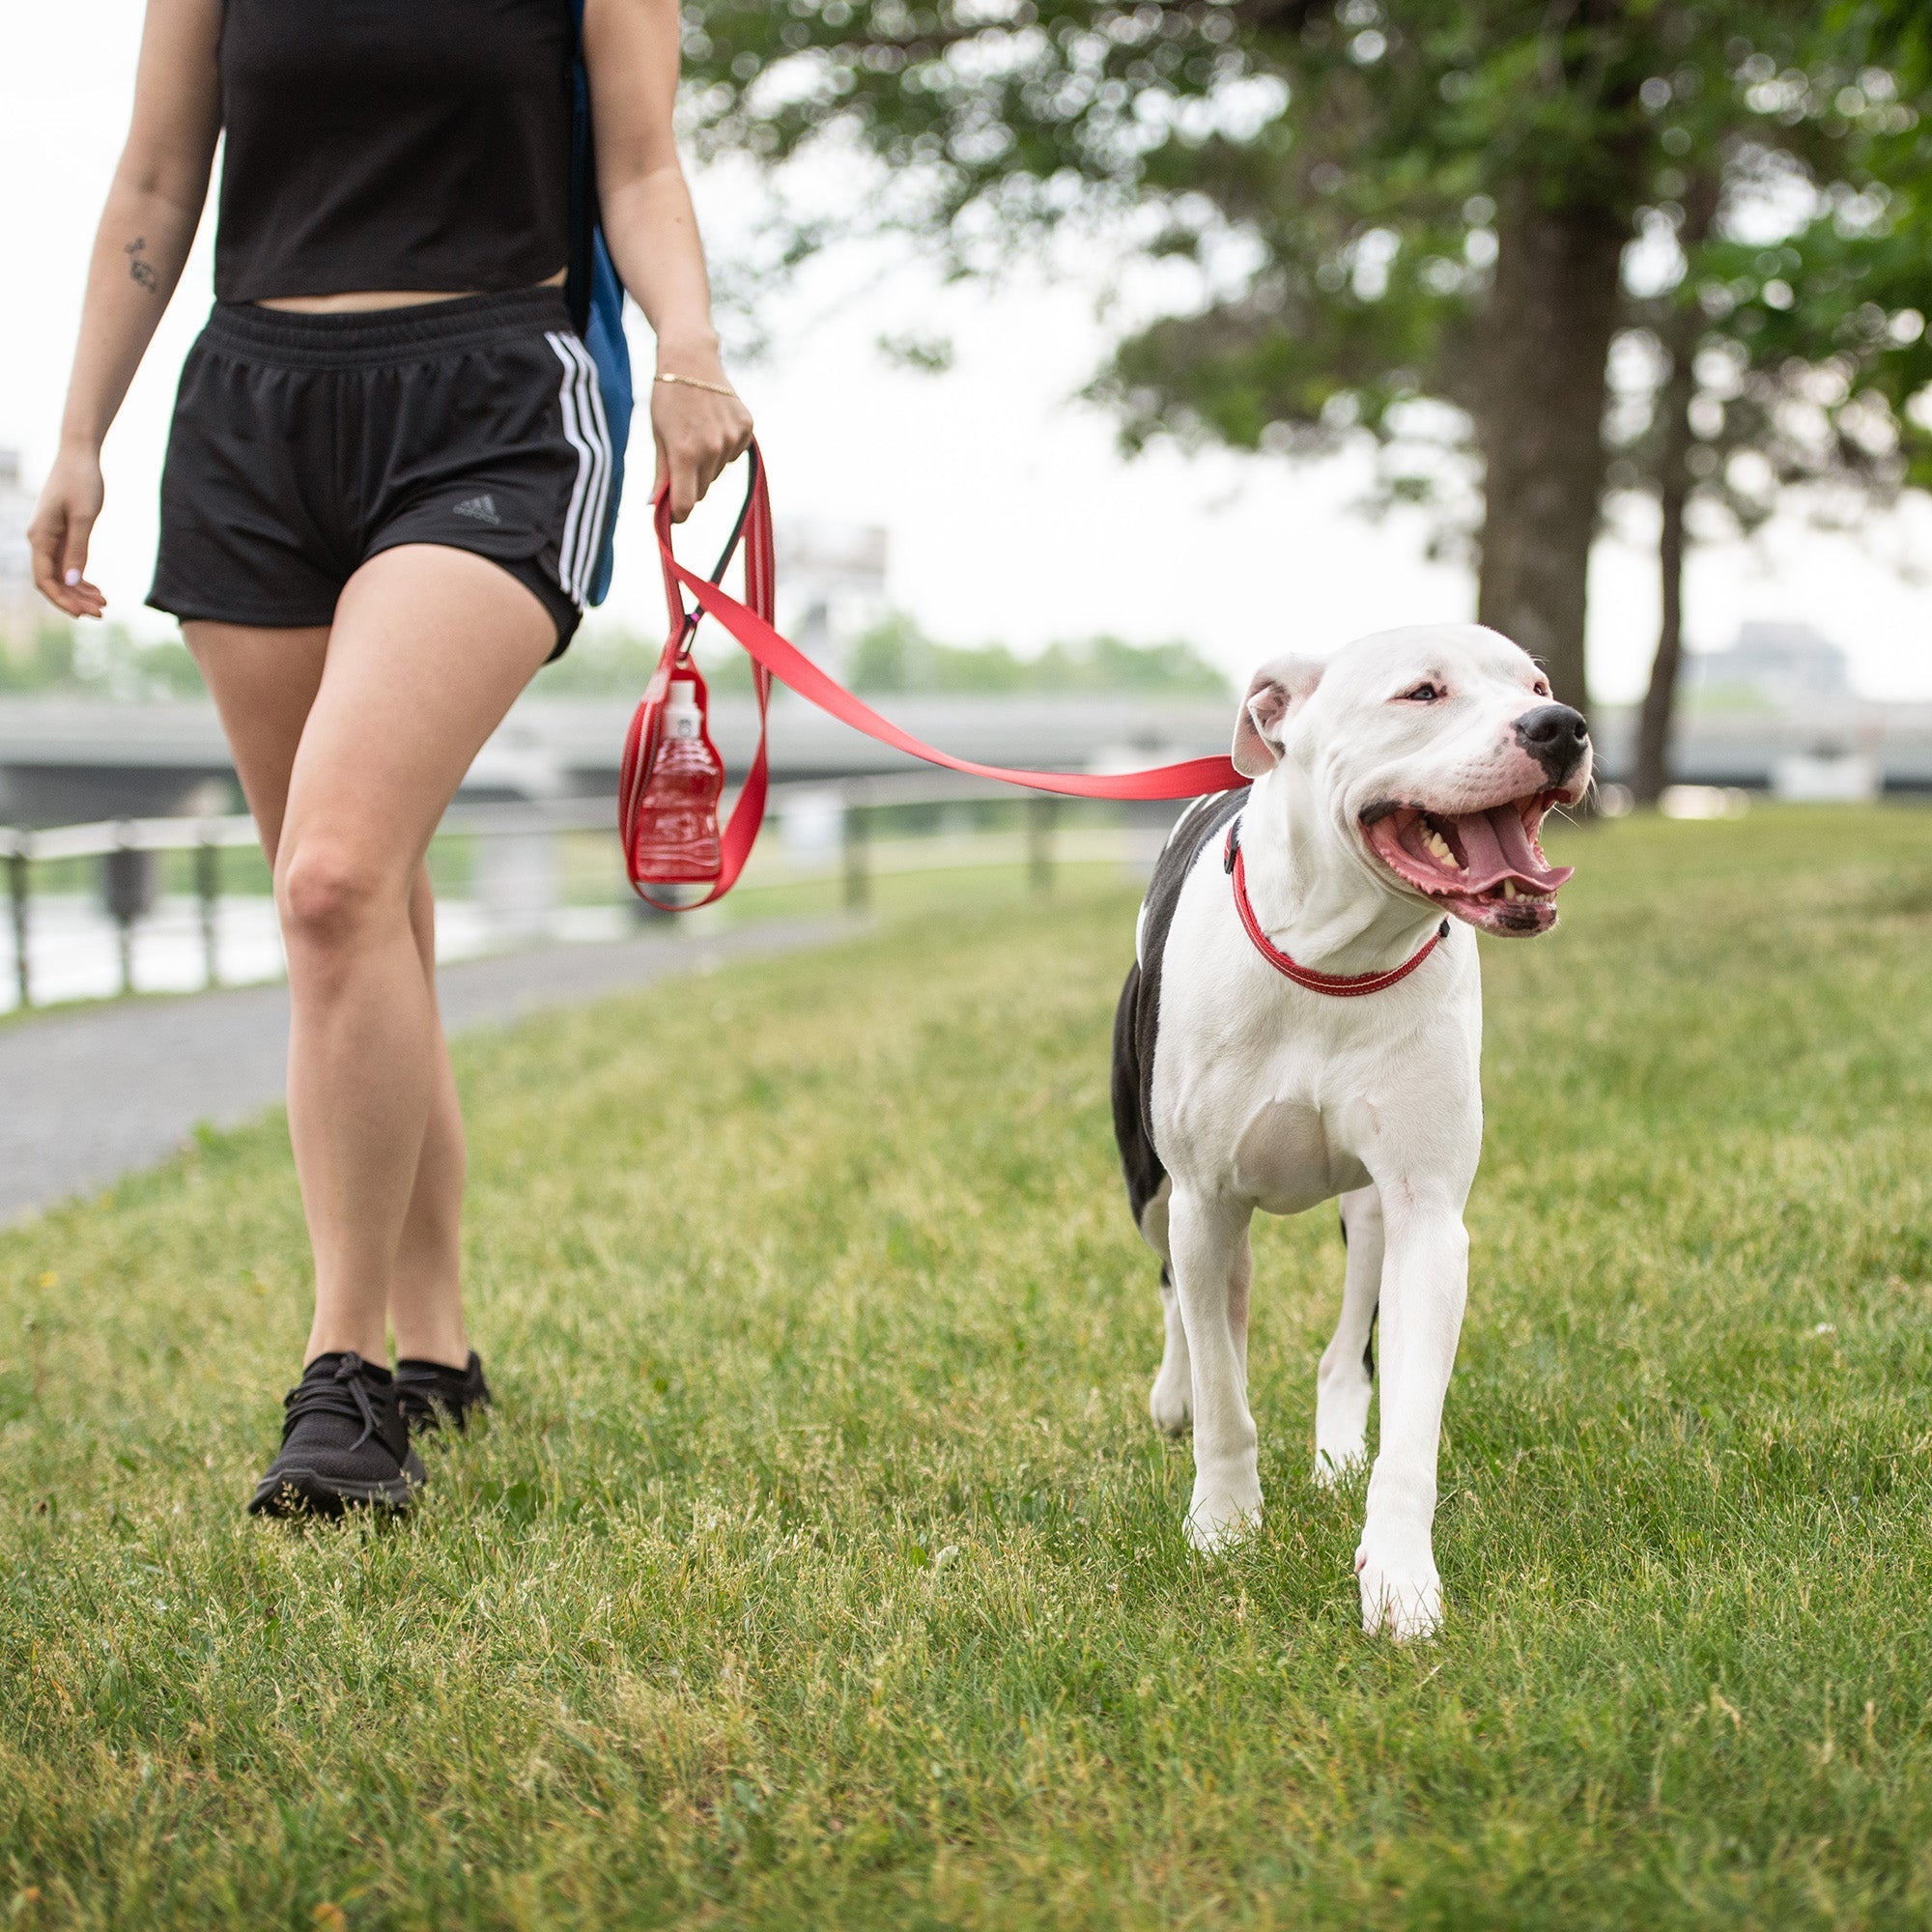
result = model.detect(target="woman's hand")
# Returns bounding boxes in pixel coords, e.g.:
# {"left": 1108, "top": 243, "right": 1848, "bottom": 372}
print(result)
{"left": 28, "top": 444, "right": 109, "bottom": 619}
{"left": 650, "top": 358, "right": 753, "bottom": 523}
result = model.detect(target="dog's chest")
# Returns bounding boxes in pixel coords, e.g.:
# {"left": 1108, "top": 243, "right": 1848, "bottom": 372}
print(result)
{"left": 1230, "top": 1093, "right": 1372, "bottom": 1214}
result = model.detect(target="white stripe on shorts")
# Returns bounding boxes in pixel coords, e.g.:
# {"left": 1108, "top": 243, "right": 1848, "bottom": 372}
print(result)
{"left": 546, "top": 330, "right": 611, "bottom": 604}
{"left": 560, "top": 333, "right": 614, "bottom": 602}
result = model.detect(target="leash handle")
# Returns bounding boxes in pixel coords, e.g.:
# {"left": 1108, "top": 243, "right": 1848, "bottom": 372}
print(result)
{"left": 623, "top": 440, "right": 1249, "bottom": 908}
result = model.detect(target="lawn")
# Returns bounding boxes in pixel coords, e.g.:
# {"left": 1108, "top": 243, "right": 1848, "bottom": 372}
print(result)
{"left": 5, "top": 805, "right": 1932, "bottom": 1930}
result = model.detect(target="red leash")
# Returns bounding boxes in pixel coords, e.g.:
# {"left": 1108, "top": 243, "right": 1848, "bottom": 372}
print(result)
{"left": 621, "top": 444, "right": 1249, "bottom": 903}
{"left": 1225, "top": 822, "right": 1446, "bottom": 996}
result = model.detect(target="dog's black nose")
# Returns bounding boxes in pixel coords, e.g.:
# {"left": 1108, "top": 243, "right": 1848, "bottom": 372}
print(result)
{"left": 1514, "top": 703, "right": 1590, "bottom": 782}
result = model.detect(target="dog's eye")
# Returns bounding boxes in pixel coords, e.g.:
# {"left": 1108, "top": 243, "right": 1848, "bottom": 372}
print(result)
{"left": 1400, "top": 682, "right": 1442, "bottom": 703}
{"left": 1532, "top": 678, "right": 1551, "bottom": 697}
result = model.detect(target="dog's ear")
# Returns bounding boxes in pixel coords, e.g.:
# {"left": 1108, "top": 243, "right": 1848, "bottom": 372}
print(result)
{"left": 1232, "top": 656, "right": 1325, "bottom": 778}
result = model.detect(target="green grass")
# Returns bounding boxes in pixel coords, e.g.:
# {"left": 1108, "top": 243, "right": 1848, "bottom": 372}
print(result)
{"left": 5, "top": 804, "right": 1932, "bottom": 1930}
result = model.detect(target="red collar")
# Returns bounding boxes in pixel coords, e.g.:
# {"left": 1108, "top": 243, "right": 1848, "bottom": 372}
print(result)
{"left": 1225, "top": 822, "right": 1446, "bottom": 998}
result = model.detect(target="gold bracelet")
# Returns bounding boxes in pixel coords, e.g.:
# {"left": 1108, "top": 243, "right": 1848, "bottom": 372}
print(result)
{"left": 655, "top": 372, "right": 738, "bottom": 400}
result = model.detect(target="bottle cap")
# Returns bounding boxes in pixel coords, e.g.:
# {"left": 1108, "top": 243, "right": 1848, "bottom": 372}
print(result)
{"left": 669, "top": 678, "right": 696, "bottom": 705}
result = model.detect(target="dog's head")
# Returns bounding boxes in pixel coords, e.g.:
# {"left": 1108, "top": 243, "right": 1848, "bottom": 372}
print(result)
{"left": 1232, "top": 624, "right": 1592, "bottom": 936}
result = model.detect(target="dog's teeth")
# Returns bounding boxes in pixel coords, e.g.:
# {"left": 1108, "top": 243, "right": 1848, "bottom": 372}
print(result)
{"left": 1501, "top": 881, "right": 1517, "bottom": 900}
{"left": 1425, "top": 832, "right": 1454, "bottom": 863}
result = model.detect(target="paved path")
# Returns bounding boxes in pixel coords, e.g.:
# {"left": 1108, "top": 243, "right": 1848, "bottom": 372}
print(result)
{"left": 0, "top": 918, "right": 851, "bottom": 1226}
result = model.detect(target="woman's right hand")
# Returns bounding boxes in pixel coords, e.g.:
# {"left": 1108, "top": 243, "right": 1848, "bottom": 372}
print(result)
{"left": 28, "top": 444, "right": 108, "bottom": 619}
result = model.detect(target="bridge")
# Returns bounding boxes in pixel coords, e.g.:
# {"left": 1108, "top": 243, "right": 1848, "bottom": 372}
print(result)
{"left": 3, "top": 693, "right": 1930, "bottom": 825}
{"left": 0, "top": 693, "right": 1235, "bottom": 823}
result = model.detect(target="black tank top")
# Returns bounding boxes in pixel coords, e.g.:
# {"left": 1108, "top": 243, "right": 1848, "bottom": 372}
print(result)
{"left": 214, "top": 0, "right": 574, "bottom": 304}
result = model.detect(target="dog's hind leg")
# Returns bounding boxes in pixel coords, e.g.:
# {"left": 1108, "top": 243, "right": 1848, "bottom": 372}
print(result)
{"left": 1113, "top": 963, "right": 1192, "bottom": 1435}
{"left": 1169, "top": 1187, "right": 1263, "bottom": 1553}
{"left": 1314, "top": 1184, "right": 1383, "bottom": 1486}
{"left": 1151, "top": 1248, "right": 1194, "bottom": 1435}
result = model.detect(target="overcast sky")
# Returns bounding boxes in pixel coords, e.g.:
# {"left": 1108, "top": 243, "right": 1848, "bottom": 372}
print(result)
{"left": 6, "top": 1, "right": 1931, "bottom": 701}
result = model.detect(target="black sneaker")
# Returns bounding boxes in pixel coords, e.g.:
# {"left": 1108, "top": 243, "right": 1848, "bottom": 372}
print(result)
{"left": 394, "top": 1350, "right": 493, "bottom": 1435}
{"left": 247, "top": 1351, "right": 426, "bottom": 1518}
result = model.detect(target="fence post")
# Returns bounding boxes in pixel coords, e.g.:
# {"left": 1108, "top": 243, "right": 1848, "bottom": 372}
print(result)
{"left": 102, "top": 823, "right": 153, "bottom": 997}
{"left": 842, "top": 800, "right": 870, "bottom": 912}
{"left": 1027, "top": 796, "right": 1058, "bottom": 896}
{"left": 7, "top": 838, "right": 28, "bottom": 1010}
{"left": 196, "top": 831, "right": 221, "bottom": 989}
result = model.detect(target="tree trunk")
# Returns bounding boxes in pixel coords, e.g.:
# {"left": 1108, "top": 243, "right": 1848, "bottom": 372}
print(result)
{"left": 1633, "top": 307, "right": 1700, "bottom": 807}
{"left": 1472, "top": 185, "right": 1629, "bottom": 721}
{"left": 1634, "top": 175, "right": 1719, "bottom": 807}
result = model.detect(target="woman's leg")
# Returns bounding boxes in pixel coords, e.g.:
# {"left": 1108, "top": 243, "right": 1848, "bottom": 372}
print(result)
{"left": 389, "top": 869, "right": 469, "bottom": 1367}
{"left": 182, "top": 622, "right": 328, "bottom": 861}
{"left": 271, "top": 545, "right": 554, "bottom": 1367}
{"left": 184, "top": 618, "right": 473, "bottom": 1367}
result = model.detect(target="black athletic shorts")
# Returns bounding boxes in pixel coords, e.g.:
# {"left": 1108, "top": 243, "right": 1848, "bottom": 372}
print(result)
{"left": 149, "top": 288, "right": 613, "bottom": 656}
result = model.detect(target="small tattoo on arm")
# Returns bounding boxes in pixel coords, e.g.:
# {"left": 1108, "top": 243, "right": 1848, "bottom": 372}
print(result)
{"left": 125, "top": 237, "right": 157, "bottom": 295}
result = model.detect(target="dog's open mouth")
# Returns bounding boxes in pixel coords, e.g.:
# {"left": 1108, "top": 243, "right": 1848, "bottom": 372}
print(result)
{"left": 1361, "top": 793, "right": 1572, "bottom": 935}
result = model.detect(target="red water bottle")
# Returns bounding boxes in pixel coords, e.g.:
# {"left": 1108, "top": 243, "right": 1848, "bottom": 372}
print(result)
{"left": 634, "top": 677, "right": 724, "bottom": 883}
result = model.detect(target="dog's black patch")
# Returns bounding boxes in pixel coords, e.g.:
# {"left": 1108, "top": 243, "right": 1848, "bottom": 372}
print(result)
{"left": 1112, "top": 789, "right": 1247, "bottom": 1230}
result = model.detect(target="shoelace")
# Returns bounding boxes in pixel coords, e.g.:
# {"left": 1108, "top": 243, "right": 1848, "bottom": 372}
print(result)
{"left": 282, "top": 1352, "right": 387, "bottom": 1452}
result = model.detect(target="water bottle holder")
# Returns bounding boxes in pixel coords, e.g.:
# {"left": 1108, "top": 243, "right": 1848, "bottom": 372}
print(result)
{"left": 619, "top": 449, "right": 775, "bottom": 913}
{"left": 623, "top": 656, "right": 728, "bottom": 893}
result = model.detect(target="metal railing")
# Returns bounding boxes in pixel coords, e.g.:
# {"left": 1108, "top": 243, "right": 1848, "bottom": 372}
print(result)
{"left": 1, "top": 775, "right": 1157, "bottom": 1010}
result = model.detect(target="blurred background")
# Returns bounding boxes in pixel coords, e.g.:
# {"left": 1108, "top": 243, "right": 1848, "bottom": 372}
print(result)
{"left": 2, "top": 0, "right": 1929, "bottom": 1011}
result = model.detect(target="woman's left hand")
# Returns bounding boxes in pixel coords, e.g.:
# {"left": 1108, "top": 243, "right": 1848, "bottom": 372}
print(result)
{"left": 650, "top": 350, "right": 753, "bottom": 523}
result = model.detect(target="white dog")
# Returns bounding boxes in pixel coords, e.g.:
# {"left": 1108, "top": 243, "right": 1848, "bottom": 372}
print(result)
{"left": 1110, "top": 623, "right": 1592, "bottom": 1637}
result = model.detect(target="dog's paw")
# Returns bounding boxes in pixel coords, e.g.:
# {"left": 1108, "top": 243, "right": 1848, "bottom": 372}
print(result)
{"left": 1354, "top": 1547, "right": 1442, "bottom": 1640}
{"left": 1150, "top": 1370, "right": 1193, "bottom": 1435}
{"left": 1311, "top": 1443, "right": 1365, "bottom": 1490}
{"left": 1184, "top": 1484, "right": 1261, "bottom": 1555}
{"left": 1313, "top": 1370, "right": 1373, "bottom": 1485}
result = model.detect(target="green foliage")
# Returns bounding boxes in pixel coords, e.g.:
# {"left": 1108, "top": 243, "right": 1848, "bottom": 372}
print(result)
{"left": 6, "top": 808, "right": 1932, "bottom": 1923}
{"left": 532, "top": 627, "right": 769, "bottom": 700}
{"left": 0, "top": 621, "right": 205, "bottom": 699}
{"left": 875, "top": 330, "right": 956, "bottom": 374}
{"left": 687, "top": 2, "right": 1932, "bottom": 521}
{"left": 527, "top": 624, "right": 668, "bottom": 697}
{"left": 1601, "top": 31, "right": 1932, "bottom": 538}
{"left": 1674, "top": 182, "right": 1932, "bottom": 505}
{"left": 536, "top": 615, "right": 1229, "bottom": 700}
{"left": 0, "top": 623, "right": 78, "bottom": 694}
{"left": 847, "top": 611, "right": 1230, "bottom": 696}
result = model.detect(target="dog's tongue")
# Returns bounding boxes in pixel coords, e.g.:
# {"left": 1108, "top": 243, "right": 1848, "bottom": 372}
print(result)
{"left": 1452, "top": 806, "right": 1572, "bottom": 893}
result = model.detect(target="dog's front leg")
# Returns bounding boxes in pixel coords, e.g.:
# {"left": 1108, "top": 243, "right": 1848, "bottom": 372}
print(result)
{"left": 1315, "top": 1184, "right": 1382, "bottom": 1485}
{"left": 1168, "top": 1188, "right": 1261, "bottom": 1553}
{"left": 1355, "top": 1194, "right": 1468, "bottom": 1639}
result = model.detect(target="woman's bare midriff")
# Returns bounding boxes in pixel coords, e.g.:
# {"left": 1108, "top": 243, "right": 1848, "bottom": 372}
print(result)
{"left": 255, "top": 269, "right": 567, "bottom": 313}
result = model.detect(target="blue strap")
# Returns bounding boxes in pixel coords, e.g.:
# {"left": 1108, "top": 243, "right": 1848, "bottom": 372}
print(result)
{"left": 564, "top": 0, "right": 632, "bottom": 606}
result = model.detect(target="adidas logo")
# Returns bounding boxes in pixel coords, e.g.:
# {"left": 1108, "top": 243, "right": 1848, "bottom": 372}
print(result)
{"left": 451, "top": 494, "right": 501, "bottom": 525}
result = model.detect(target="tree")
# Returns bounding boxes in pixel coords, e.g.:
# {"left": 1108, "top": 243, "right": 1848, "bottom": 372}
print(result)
{"left": 1616, "top": 78, "right": 1932, "bottom": 798}
{"left": 685, "top": 1, "right": 1930, "bottom": 720}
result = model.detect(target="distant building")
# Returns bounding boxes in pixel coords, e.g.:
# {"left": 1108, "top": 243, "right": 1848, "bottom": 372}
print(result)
{"left": 0, "top": 450, "right": 38, "bottom": 660}
{"left": 1681, "top": 621, "right": 1851, "bottom": 712}
{"left": 775, "top": 519, "right": 888, "bottom": 673}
